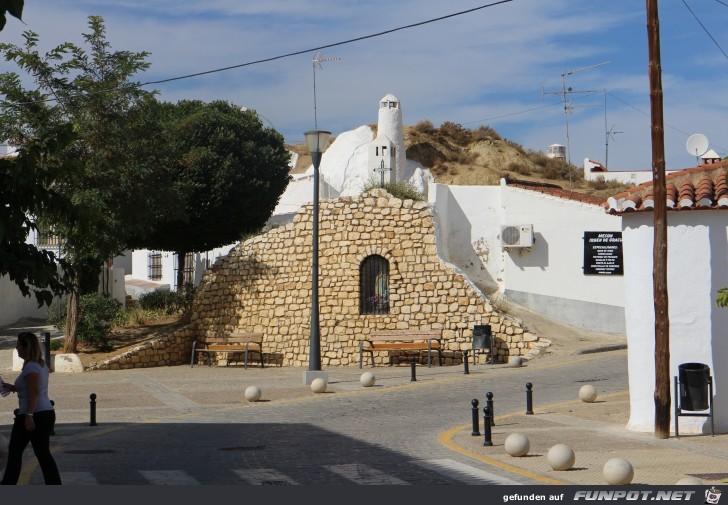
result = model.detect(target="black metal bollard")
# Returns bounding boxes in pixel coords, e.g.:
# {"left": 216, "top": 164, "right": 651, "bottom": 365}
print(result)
{"left": 89, "top": 393, "right": 97, "bottom": 426}
{"left": 486, "top": 391, "right": 495, "bottom": 426}
{"left": 483, "top": 406, "right": 493, "bottom": 446}
{"left": 50, "top": 400, "right": 56, "bottom": 435}
{"left": 463, "top": 351, "right": 470, "bottom": 375}
{"left": 526, "top": 382, "right": 534, "bottom": 415}
{"left": 410, "top": 356, "right": 417, "bottom": 382}
{"left": 471, "top": 399, "right": 480, "bottom": 436}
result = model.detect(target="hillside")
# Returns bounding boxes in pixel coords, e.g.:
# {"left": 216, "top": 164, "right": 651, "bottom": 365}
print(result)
{"left": 288, "top": 121, "right": 633, "bottom": 199}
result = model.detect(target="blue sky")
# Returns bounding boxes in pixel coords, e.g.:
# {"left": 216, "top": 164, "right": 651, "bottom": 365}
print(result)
{"left": 2, "top": 0, "right": 727, "bottom": 172}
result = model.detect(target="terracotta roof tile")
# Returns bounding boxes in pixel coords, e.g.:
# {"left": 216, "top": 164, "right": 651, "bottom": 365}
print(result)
{"left": 606, "top": 162, "right": 728, "bottom": 214}
{"left": 504, "top": 177, "right": 607, "bottom": 206}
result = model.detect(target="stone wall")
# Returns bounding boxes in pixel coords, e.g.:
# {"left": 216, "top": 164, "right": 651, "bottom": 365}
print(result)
{"left": 89, "top": 189, "right": 549, "bottom": 371}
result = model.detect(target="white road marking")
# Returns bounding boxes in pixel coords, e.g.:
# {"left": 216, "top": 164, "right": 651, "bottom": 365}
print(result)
{"left": 412, "top": 458, "right": 523, "bottom": 485}
{"left": 139, "top": 469, "right": 200, "bottom": 485}
{"left": 324, "top": 463, "right": 409, "bottom": 485}
{"left": 232, "top": 468, "right": 299, "bottom": 485}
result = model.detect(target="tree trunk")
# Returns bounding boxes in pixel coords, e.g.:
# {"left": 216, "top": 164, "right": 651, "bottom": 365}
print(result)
{"left": 646, "top": 0, "right": 671, "bottom": 439}
{"left": 63, "top": 284, "right": 80, "bottom": 354}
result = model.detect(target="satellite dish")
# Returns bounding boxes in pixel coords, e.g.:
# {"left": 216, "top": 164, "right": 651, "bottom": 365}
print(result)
{"left": 686, "top": 134, "right": 709, "bottom": 157}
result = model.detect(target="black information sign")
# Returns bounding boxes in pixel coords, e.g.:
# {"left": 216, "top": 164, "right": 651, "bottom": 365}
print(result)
{"left": 583, "top": 231, "right": 623, "bottom": 275}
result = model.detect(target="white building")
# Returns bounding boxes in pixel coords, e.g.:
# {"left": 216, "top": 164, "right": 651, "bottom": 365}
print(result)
{"left": 431, "top": 178, "right": 625, "bottom": 333}
{"left": 607, "top": 162, "right": 728, "bottom": 433}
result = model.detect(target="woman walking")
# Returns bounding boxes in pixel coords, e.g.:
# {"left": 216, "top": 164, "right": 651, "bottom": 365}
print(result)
{"left": 0, "top": 332, "right": 62, "bottom": 485}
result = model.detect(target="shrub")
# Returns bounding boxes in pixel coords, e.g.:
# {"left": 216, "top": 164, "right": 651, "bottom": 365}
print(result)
{"left": 507, "top": 162, "right": 531, "bottom": 176}
{"left": 48, "top": 294, "right": 121, "bottom": 351}
{"left": 413, "top": 119, "right": 436, "bottom": 134}
{"left": 138, "top": 289, "right": 195, "bottom": 314}
{"left": 362, "top": 180, "right": 425, "bottom": 201}
{"left": 471, "top": 125, "right": 501, "bottom": 142}
{"left": 438, "top": 121, "right": 472, "bottom": 146}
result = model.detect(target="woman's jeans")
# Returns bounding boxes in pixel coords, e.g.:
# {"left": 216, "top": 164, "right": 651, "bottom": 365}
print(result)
{"left": 1, "top": 410, "right": 61, "bottom": 484}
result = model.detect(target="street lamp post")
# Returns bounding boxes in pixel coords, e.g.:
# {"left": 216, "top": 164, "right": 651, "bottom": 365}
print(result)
{"left": 304, "top": 129, "right": 331, "bottom": 385}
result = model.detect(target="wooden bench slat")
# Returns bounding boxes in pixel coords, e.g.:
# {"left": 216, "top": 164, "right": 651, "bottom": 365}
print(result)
{"left": 371, "top": 342, "right": 441, "bottom": 350}
{"left": 191, "top": 333, "right": 265, "bottom": 369}
{"left": 359, "top": 329, "right": 443, "bottom": 368}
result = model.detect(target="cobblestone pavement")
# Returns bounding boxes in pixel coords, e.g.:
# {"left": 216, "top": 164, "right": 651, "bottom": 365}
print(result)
{"left": 1, "top": 315, "right": 723, "bottom": 488}
{"left": 0, "top": 342, "right": 631, "bottom": 485}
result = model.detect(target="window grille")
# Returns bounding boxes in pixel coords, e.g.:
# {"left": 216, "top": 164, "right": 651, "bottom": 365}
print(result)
{"left": 173, "top": 253, "right": 195, "bottom": 290}
{"left": 360, "top": 255, "right": 390, "bottom": 315}
{"left": 147, "top": 252, "right": 163, "bottom": 281}
{"left": 35, "top": 224, "right": 61, "bottom": 249}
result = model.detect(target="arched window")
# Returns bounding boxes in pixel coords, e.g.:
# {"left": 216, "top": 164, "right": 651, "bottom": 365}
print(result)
{"left": 360, "top": 255, "right": 390, "bottom": 314}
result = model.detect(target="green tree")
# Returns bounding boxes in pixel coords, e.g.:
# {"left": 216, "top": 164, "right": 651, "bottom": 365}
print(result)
{"left": 130, "top": 100, "right": 291, "bottom": 290}
{"left": 0, "top": 17, "right": 183, "bottom": 352}
{"left": 718, "top": 288, "right": 728, "bottom": 308}
{"left": 0, "top": 0, "right": 22, "bottom": 31}
{"left": 0, "top": 124, "right": 75, "bottom": 306}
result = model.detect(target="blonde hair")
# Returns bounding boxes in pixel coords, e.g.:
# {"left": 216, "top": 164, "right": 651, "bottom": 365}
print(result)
{"left": 17, "top": 332, "right": 45, "bottom": 367}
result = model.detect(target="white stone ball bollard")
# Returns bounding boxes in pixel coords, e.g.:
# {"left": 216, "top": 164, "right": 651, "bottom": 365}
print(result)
{"left": 675, "top": 476, "right": 702, "bottom": 485}
{"left": 603, "top": 458, "right": 634, "bottom": 485}
{"left": 509, "top": 356, "right": 523, "bottom": 367}
{"left": 360, "top": 372, "right": 376, "bottom": 387}
{"left": 311, "top": 378, "right": 327, "bottom": 393}
{"left": 504, "top": 433, "right": 530, "bottom": 457}
{"left": 547, "top": 444, "right": 575, "bottom": 471}
{"left": 244, "top": 386, "right": 262, "bottom": 402}
{"left": 579, "top": 385, "right": 598, "bottom": 403}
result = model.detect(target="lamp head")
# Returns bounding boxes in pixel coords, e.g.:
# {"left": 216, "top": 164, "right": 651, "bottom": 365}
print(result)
{"left": 304, "top": 130, "right": 331, "bottom": 156}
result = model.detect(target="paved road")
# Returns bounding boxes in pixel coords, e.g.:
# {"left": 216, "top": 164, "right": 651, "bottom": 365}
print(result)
{"left": 5, "top": 349, "right": 628, "bottom": 485}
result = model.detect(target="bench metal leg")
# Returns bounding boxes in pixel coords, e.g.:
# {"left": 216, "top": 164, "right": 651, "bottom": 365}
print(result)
{"left": 190, "top": 342, "right": 196, "bottom": 368}
{"left": 427, "top": 342, "right": 432, "bottom": 368}
{"left": 359, "top": 342, "right": 363, "bottom": 369}
{"left": 245, "top": 343, "right": 249, "bottom": 370}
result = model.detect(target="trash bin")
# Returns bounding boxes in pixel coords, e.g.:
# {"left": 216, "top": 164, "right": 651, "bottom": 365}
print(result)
{"left": 678, "top": 362, "right": 710, "bottom": 411}
{"left": 472, "top": 324, "right": 493, "bottom": 365}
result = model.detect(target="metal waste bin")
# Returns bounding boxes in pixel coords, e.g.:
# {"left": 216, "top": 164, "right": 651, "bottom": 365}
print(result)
{"left": 678, "top": 362, "right": 710, "bottom": 411}
{"left": 472, "top": 324, "right": 494, "bottom": 365}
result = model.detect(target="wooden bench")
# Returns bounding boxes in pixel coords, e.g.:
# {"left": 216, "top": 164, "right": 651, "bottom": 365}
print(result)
{"left": 190, "top": 333, "right": 264, "bottom": 369}
{"left": 359, "top": 330, "right": 443, "bottom": 368}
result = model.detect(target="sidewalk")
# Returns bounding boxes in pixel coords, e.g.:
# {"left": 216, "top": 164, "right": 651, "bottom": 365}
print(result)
{"left": 445, "top": 390, "right": 728, "bottom": 486}
{"left": 1, "top": 315, "right": 726, "bottom": 486}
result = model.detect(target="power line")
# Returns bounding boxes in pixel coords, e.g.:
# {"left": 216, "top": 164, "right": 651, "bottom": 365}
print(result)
{"left": 3, "top": 0, "right": 514, "bottom": 108}
{"left": 681, "top": 0, "right": 728, "bottom": 61}
{"left": 606, "top": 91, "right": 728, "bottom": 153}
{"left": 714, "top": 0, "right": 728, "bottom": 7}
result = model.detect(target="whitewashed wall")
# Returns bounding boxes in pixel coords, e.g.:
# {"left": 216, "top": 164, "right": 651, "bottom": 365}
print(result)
{"left": 623, "top": 211, "right": 728, "bottom": 434}
{"left": 0, "top": 275, "right": 49, "bottom": 325}
{"left": 584, "top": 158, "right": 682, "bottom": 185}
{"left": 430, "top": 181, "right": 625, "bottom": 333}
{"left": 429, "top": 183, "right": 504, "bottom": 295}
{"left": 501, "top": 183, "right": 625, "bottom": 332}
{"left": 129, "top": 245, "right": 236, "bottom": 294}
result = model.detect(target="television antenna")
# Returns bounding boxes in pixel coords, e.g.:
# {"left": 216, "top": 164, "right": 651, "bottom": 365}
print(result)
{"left": 543, "top": 60, "right": 610, "bottom": 188}
{"left": 312, "top": 52, "right": 341, "bottom": 129}
{"left": 685, "top": 133, "right": 709, "bottom": 166}
{"left": 603, "top": 90, "right": 622, "bottom": 169}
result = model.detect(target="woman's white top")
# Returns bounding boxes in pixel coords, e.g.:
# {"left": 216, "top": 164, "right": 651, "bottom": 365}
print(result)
{"left": 15, "top": 361, "right": 53, "bottom": 415}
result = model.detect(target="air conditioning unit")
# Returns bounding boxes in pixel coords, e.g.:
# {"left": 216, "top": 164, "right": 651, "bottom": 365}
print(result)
{"left": 500, "top": 224, "right": 534, "bottom": 248}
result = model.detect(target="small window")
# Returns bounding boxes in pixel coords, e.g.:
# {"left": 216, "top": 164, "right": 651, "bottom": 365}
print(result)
{"left": 148, "top": 252, "right": 162, "bottom": 281}
{"left": 173, "top": 252, "right": 195, "bottom": 290}
{"left": 360, "top": 255, "right": 390, "bottom": 315}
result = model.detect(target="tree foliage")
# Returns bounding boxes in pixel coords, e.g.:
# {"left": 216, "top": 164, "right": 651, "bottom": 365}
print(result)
{"left": 129, "top": 99, "right": 291, "bottom": 289}
{"left": 0, "top": 0, "right": 22, "bottom": 32}
{"left": 718, "top": 288, "right": 728, "bottom": 308}
{"left": 0, "top": 16, "right": 183, "bottom": 351}
{"left": 0, "top": 125, "right": 76, "bottom": 306}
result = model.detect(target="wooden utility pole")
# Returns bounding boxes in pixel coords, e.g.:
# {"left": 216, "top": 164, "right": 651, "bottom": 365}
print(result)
{"left": 646, "top": 0, "right": 671, "bottom": 439}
